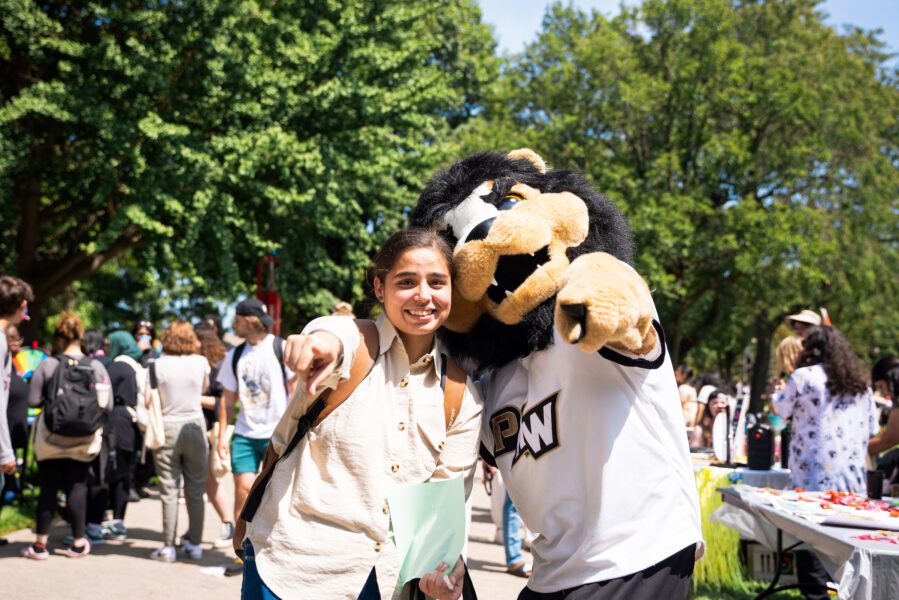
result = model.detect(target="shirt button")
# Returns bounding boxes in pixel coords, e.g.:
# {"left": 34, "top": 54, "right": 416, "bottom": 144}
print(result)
{"left": 383, "top": 503, "right": 390, "bottom": 515}
{"left": 438, "top": 441, "right": 446, "bottom": 452}
{"left": 422, "top": 355, "right": 432, "bottom": 364}
{"left": 391, "top": 463, "right": 399, "bottom": 473}
{"left": 374, "top": 542, "right": 382, "bottom": 552}
{"left": 399, "top": 377, "right": 409, "bottom": 388}
{"left": 398, "top": 422, "right": 406, "bottom": 431}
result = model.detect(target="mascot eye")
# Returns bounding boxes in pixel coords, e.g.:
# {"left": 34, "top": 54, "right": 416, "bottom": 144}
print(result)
{"left": 499, "top": 192, "right": 525, "bottom": 211}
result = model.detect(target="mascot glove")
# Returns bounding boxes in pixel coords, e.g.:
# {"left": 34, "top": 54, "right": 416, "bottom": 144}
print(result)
{"left": 554, "top": 252, "right": 657, "bottom": 355}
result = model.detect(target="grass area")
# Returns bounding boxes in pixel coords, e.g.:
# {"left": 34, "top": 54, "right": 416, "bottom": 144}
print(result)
{"left": 0, "top": 486, "right": 37, "bottom": 537}
{"left": 693, "top": 581, "right": 803, "bottom": 599}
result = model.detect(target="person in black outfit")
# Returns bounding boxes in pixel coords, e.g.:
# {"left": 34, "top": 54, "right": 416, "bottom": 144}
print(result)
{"left": 104, "top": 330, "right": 144, "bottom": 538}
{"left": 130, "top": 320, "right": 158, "bottom": 496}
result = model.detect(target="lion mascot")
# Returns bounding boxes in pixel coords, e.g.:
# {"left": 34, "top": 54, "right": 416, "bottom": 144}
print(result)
{"left": 411, "top": 149, "right": 703, "bottom": 600}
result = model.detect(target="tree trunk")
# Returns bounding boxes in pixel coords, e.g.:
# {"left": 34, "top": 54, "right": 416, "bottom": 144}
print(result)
{"left": 749, "top": 318, "right": 774, "bottom": 414}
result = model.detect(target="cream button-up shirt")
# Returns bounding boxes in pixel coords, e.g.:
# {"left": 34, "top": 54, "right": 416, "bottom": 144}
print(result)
{"left": 247, "top": 315, "right": 483, "bottom": 599}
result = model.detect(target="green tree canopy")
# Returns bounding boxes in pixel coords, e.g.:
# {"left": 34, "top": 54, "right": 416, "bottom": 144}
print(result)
{"left": 458, "top": 0, "right": 898, "bottom": 408}
{"left": 1, "top": 0, "right": 497, "bottom": 331}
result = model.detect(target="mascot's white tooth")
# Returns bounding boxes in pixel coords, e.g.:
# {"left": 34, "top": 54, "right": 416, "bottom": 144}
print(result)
{"left": 529, "top": 252, "right": 536, "bottom": 257}
{"left": 505, "top": 289, "right": 513, "bottom": 298}
{"left": 492, "top": 277, "right": 499, "bottom": 287}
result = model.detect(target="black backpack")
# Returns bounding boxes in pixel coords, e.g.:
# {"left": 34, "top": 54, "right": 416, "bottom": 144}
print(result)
{"left": 230, "top": 336, "right": 289, "bottom": 396}
{"left": 43, "top": 355, "right": 105, "bottom": 437}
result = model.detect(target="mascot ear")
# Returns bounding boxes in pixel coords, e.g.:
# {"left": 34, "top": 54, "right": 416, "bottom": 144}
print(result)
{"left": 507, "top": 148, "right": 547, "bottom": 174}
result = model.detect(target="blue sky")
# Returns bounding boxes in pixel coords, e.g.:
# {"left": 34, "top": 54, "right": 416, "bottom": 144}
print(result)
{"left": 478, "top": 0, "right": 899, "bottom": 57}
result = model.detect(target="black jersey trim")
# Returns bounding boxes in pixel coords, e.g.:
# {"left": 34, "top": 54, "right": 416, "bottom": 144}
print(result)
{"left": 479, "top": 441, "right": 497, "bottom": 468}
{"left": 598, "top": 320, "right": 666, "bottom": 370}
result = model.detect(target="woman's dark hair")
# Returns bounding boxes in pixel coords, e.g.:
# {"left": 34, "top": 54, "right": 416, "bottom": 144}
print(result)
{"left": 195, "top": 322, "right": 226, "bottom": 368}
{"left": 81, "top": 328, "right": 106, "bottom": 357}
{"left": 796, "top": 326, "right": 868, "bottom": 396}
{"left": 872, "top": 356, "right": 899, "bottom": 403}
{"left": 131, "top": 319, "right": 155, "bottom": 339}
{"left": 367, "top": 228, "right": 454, "bottom": 302}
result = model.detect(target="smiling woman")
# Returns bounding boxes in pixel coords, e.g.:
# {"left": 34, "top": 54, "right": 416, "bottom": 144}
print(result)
{"left": 234, "top": 228, "right": 484, "bottom": 600}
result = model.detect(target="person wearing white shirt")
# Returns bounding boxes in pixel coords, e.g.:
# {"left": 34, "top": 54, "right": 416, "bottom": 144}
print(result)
{"left": 216, "top": 298, "right": 296, "bottom": 531}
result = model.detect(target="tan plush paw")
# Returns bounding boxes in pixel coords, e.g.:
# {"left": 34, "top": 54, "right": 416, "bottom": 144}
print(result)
{"left": 554, "top": 252, "right": 657, "bottom": 354}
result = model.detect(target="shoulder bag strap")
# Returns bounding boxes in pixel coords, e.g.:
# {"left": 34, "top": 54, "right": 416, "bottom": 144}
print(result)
{"left": 148, "top": 361, "right": 158, "bottom": 390}
{"left": 272, "top": 335, "right": 289, "bottom": 396}
{"left": 239, "top": 319, "right": 379, "bottom": 524}
{"left": 230, "top": 342, "right": 247, "bottom": 383}
{"left": 440, "top": 353, "right": 466, "bottom": 430}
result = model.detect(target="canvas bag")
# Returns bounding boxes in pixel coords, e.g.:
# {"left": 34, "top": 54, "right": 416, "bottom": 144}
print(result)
{"left": 114, "top": 354, "right": 146, "bottom": 426}
{"left": 142, "top": 362, "right": 165, "bottom": 451}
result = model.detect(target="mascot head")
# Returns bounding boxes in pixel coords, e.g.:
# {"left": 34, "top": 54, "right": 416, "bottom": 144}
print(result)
{"left": 411, "top": 149, "right": 635, "bottom": 372}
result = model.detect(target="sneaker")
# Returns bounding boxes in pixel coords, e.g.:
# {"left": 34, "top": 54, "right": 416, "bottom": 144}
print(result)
{"left": 181, "top": 542, "right": 202, "bottom": 560}
{"left": 213, "top": 522, "right": 235, "bottom": 549}
{"left": 64, "top": 539, "right": 91, "bottom": 558}
{"left": 20, "top": 543, "right": 50, "bottom": 560}
{"left": 224, "top": 558, "right": 244, "bottom": 577}
{"left": 177, "top": 532, "right": 191, "bottom": 547}
{"left": 150, "top": 545, "right": 176, "bottom": 563}
{"left": 65, "top": 530, "right": 105, "bottom": 546}
{"left": 106, "top": 521, "right": 127, "bottom": 541}
{"left": 137, "top": 487, "right": 151, "bottom": 499}
{"left": 86, "top": 523, "right": 110, "bottom": 543}
{"left": 128, "top": 488, "right": 141, "bottom": 503}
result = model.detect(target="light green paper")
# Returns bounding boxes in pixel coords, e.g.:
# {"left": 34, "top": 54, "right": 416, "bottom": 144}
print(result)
{"left": 387, "top": 476, "right": 466, "bottom": 590}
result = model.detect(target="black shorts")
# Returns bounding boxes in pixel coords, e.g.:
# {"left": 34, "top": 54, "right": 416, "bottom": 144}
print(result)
{"left": 517, "top": 544, "right": 696, "bottom": 600}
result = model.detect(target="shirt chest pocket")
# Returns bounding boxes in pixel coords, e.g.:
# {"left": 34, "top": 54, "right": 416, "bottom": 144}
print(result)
{"left": 414, "top": 403, "right": 447, "bottom": 475}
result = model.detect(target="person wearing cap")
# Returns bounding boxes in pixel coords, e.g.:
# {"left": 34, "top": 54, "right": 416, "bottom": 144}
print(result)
{"left": 785, "top": 309, "right": 821, "bottom": 339}
{"left": 216, "top": 299, "right": 296, "bottom": 535}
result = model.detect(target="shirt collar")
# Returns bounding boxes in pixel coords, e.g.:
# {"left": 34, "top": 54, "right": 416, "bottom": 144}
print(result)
{"left": 375, "top": 314, "right": 440, "bottom": 376}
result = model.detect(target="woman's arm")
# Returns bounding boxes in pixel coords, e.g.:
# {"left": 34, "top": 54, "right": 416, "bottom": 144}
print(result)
{"left": 869, "top": 410, "right": 899, "bottom": 455}
{"left": 27, "top": 359, "right": 54, "bottom": 407}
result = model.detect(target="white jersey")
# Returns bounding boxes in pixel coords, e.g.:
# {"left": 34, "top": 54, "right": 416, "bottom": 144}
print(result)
{"left": 481, "top": 321, "right": 703, "bottom": 593}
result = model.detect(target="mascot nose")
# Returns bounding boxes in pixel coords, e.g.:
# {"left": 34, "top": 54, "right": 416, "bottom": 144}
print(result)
{"left": 465, "top": 217, "right": 495, "bottom": 244}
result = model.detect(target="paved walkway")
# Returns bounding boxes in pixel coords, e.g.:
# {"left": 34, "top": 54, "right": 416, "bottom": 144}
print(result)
{"left": 0, "top": 467, "right": 530, "bottom": 599}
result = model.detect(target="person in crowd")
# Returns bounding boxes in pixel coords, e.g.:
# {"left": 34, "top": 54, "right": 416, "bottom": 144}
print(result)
{"left": 131, "top": 319, "right": 159, "bottom": 368}
{"left": 21, "top": 312, "right": 111, "bottom": 560}
{"left": 0, "top": 275, "right": 32, "bottom": 541}
{"left": 80, "top": 329, "right": 113, "bottom": 544}
{"left": 103, "top": 330, "right": 145, "bottom": 540}
{"left": 148, "top": 321, "right": 209, "bottom": 563}
{"left": 202, "top": 313, "right": 233, "bottom": 351}
{"left": 216, "top": 299, "right": 296, "bottom": 534}
{"left": 868, "top": 356, "right": 899, "bottom": 456}
{"left": 772, "top": 326, "right": 876, "bottom": 600}
{"left": 690, "top": 373, "right": 728, "bottom": 447}
{"left": 676, "top": 365, "right": 698, "bottom": 430}
{"left": 1, "top": 321, "right": 30, "bottom": 545}
{"left": 131, "top": 319, "right": 158, "bottom": 497}
{"left": 785, "top": 309, "right": 822, "bottom": 339}
{"left": 331, "top": 300, "right": 355, "bottom": 317}
{"left": 238, "top": 228, "right": 483, "bottom": 599}
{"left": 775, "top": 334, "right": 804, "bottom": 381}
{"left": 189, "top": 322, "right": 234, "bottom": 550}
